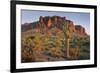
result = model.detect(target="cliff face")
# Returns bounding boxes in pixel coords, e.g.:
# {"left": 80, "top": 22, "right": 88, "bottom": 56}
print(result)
{"left": 22, "top": 16, "right": 87, "bottom": 36}
{"left": 75, "top": 25, "right": 87, "bottom": 35}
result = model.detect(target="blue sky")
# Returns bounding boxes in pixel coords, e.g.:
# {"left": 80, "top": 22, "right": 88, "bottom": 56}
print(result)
{"left": 21, "top": 10, "right": 90, "bottom": 34}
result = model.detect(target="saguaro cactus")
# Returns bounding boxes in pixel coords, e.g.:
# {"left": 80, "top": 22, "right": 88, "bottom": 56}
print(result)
{"left": 62, "top": 20, "right": 71, "bottom": 59}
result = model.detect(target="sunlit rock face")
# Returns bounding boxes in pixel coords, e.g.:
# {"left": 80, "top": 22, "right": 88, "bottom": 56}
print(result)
{"left": 22, "top": 16, "right": 87, "bottom": 36}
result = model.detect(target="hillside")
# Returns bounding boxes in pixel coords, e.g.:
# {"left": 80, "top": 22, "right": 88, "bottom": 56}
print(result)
{"left": 22, "top": 16, "right": 87, "bottom": 36}
{"left": 21, "top": 16, "right": 90, "bottom": 62}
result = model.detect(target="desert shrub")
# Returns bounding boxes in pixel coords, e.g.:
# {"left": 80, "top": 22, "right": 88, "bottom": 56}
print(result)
{"left": 45, "top": 47, "right": 64, "bottom": 58}
{"left": 21, "top": 36, "right": 35, "bottom": 62}
{"left": 79, "top": 52, "right": 90, "bottom": 59}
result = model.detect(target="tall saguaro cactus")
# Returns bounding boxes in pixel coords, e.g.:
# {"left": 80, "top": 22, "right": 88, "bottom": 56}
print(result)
{"left": 62, "top": 20, "right": 71, "bottom": 59}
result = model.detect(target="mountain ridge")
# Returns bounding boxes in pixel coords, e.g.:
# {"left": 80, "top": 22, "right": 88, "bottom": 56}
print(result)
{"left": 22, "top": 16, "right": 88, "bottom": 36}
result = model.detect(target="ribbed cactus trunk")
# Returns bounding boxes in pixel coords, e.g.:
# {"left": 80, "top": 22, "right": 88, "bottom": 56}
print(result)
{"left": 62, "top": 20, "right": 70, "bottom": 59}
{"left": 66, "top": 22, "right": 70, "bottom": 59}
{"left": 66, "top": 38, "right": 70, "bottom": 58}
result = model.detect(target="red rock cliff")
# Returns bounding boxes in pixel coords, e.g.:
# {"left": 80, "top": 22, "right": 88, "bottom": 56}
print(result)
{"left": 22, "top": 16, "right": 87, "bottom": 36}
{"left": 37, "top": 16, "right": 87, "bottom": 35}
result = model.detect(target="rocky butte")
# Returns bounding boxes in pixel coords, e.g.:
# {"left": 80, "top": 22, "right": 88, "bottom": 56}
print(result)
{"left": 22, "top": 16, "right": 88, "bottom": 36}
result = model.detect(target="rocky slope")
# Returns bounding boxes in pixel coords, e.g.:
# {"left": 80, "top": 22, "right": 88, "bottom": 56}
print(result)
{"left": 22, "top": 16, "right": 87, "bottom": 36}
{"left": 21, "top": 16, "right": 90, "bottom": 62}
